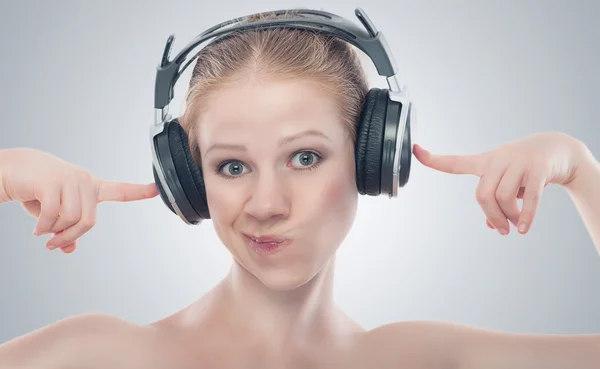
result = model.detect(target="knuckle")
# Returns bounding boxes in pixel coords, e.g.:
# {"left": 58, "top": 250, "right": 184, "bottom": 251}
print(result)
{"left": 41, "top": 201, "right": 60, "bottom": 214}
{"left": 77, "top": 170, "right": 96, "bottom": 185}
{"left": 60, "top": 210, "right": 80, "bottom": 224}
{"left": 495, "top": 188, "right": 513, "bottom": 202}
{"left": 47, "top": 175, "right": 64, "bottom": 188}
{"left": 524, "top": 191, "right": 540, "bottom": 203}
{"left": 475, "top": 188, "right": 493, "bottom": 204}
{"left": 523, "top": 161, "right": 536, "bottom": 173}
{"left": 39, "top": 180, "right": 59, "bottom": 197}
{"left": 81, "top": 217, "right": 96, "bottom": 230}
{"left": 530, "top": 155, "right": 550, "bottom": 171}
{"left": 530, "top": 152, "right": 545, "bottom": 164}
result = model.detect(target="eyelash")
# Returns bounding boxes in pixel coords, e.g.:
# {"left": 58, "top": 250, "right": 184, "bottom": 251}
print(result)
{"left": 214, "top": 150, "right": 324, "bottom": 179}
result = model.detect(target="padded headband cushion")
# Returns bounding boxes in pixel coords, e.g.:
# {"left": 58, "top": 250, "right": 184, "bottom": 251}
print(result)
{"left": 355, "top": 88, "right": 387, "bottom": 196}
{"left": 167, "top": 120, "right": 210, "bottom": 219}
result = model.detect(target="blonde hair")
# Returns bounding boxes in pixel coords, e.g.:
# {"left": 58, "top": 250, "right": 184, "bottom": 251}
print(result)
{"left": 180, "top": 10, "right": 370, "bottom": 165}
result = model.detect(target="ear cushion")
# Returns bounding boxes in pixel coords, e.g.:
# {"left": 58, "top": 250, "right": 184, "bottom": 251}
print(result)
{"left": 152, "top": 165, "right": 174, "bottom": 214}
{"left": 355, "top": 88, "right": 388, "bottom": 196}
{"left": 166, "top": 119, "right": 211, "bottom": 220}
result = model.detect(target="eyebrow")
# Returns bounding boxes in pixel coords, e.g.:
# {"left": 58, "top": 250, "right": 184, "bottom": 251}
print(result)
{"left": 204, "top": 129, "right": 331, "bottom": 156}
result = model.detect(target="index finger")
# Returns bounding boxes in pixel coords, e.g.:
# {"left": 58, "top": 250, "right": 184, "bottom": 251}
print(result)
{"left": 97, "top": 181, "right": 159, "bottom": 202}
{"left": 413, "top": 144, "right": 483, "bottom": 176}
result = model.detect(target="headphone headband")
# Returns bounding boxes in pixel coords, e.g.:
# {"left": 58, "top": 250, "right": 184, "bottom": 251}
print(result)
{"left": 154, "top": 7, "right": 402, "bottom": 112}
{"left": 149, "top": 7, "right": 415, "bottom": 224}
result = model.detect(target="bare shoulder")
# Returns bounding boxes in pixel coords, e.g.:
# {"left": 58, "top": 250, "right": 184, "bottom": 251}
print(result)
{"left": 356, "top": 320, "right": 462, "bottom": 369}
{"left": 363, "top": 320, "right": 600, "bottom": 369}
{"left": 0, "top": 313, "right": 159, "bottom": 369}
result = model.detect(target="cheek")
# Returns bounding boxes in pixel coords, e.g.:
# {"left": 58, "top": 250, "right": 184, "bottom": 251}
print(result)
{"left": 324, "top": 149, "right": 358, "bottom": 234}
{"left": 324, "top": 174, "right": 357, "bottom": 221}
{"left": 204, "top": 177, "right": 243, "bottom": 233}
{"left": 207, "top": 192, "right": 236, "bottom": 220}
{"left": 324, "top": 146, "right": 358, "bottom": 217}
{"left": 302, "top": 144, "right": 358, "bottom": 230}
{"left": 308, "top": 167, "right": 357, "bottom": 233}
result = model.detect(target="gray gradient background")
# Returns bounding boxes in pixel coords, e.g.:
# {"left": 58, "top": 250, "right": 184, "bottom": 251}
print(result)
{"left": 0, "top": 0, "right": 599, "bottom": 343}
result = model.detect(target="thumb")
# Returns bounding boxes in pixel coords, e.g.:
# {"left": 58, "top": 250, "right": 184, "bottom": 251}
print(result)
{"left": 413, "top": 144, "right": 483, "bottom": 176}
{"left": 97, "top": 181, "right": 159, "bottom": 203}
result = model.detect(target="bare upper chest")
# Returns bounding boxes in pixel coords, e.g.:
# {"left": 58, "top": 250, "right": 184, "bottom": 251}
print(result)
{"left": 80, "top": 326, "right": 402, "bottom": 369}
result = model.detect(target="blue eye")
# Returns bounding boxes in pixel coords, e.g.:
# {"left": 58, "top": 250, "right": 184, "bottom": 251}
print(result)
{"left": 215, "top": 151, "right": 323, "bottom": 179}
{"left": 219, "top": 161, "right": 248, "bottom": 177}
{"left": 290, "top": 151, "right": 321, "bottom": 169}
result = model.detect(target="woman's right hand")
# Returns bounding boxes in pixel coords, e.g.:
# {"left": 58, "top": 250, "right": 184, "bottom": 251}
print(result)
{"left": 0, "top": 148, "right": 158, "bottom": 254}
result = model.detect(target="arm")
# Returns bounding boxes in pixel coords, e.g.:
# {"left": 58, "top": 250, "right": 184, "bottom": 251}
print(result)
{"left": 447, "top": 144, "right": 600, "bottom": 368}
{"left": 378, "top": 320, "right": 600, "bottom": 369}
{"left": 0, "top": 313, "right": 136, "bottom": 369}
{"left": 564, "top": 143, "right": 600, "bottom": 255}
{"left": 0, "top": 314, "right": 94, "bottom": 369}
{"left": 455, "top": 324, "right": 600, "bottom": 369}
{"left": 429, "top": 144, "right": 600, "bottom": 368}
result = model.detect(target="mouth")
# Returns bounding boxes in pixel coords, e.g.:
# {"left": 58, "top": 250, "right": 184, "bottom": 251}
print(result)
{"left": 242, "top": 233, "right": 292, "bottom": 256}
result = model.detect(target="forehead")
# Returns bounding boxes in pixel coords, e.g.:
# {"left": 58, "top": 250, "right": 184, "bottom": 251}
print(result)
{"left": 194, "top": 77, "right": 345, "bottom": 147}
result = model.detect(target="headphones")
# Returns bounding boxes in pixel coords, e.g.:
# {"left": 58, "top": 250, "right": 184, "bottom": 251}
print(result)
{"left": 150, "top": 7, "right": 416, "bottom": 225}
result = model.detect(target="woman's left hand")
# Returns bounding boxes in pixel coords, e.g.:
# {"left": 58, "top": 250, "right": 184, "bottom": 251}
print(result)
{"left": 414, "top": 132, "right": 589, "bottom": 236}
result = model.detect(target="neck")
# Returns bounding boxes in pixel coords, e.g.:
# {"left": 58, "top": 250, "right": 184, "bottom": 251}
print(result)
{"left": 217, "top": 256, "right": 340, "bottom": 345}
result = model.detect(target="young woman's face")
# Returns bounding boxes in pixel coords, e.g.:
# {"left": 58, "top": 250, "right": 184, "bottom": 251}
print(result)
{"left": 195, "top": 76, "right": 358, "bottom": 291}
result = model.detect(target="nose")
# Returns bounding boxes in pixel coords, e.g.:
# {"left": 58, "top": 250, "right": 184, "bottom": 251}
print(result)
{"left": 244, "top": 170, "right": 290, "bottom": 222}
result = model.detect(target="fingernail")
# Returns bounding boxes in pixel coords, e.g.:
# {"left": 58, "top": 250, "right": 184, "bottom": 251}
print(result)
{"left": 518, "top": 223, "right": 527, "bottom": 233}
{"left": 498, "top": 228, "right": 508, "bottom": 235}
{"left": 47, "top": 243, "right": 57, "bottom": 250}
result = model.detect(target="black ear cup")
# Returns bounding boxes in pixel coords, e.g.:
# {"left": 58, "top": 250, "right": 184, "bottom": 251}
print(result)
{"left": 167, "top": 120, "right": 210, "bottom": 219}
{"left": 152, "top": 166, "right": 174, "bottom": 214}
{"left": 152, "top": 119, "right": 210, "bottom": 224}
{"left": 151, "top": 8, "right": 415, "bottom": 223}
{"left": 397, "top": 106, "right": 412, "bottom": 188}
{"left": 355, "top": 87, "right": 411, "bottom": 197}
{"left": 153, "top": 88, "right": 412, "bottom": 224}
{"left": 355, "top": 88, "right": 387, "bottom": 195}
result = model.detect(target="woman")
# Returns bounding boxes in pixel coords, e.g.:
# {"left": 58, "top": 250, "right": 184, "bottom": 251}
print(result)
{"left": 0, "top": 8, "right": 599, "bottom": 369}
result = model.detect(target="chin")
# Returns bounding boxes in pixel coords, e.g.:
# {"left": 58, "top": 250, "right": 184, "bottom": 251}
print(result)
{"left": 220, "top": 226, "right": 340, "bottom": 292}
{"left": 235, "top": 246, "right": 333, "bottom": 293}
{"left": 252, "top": 266, "right": 317, "bottom": 292}
{"left": 250, "top": 249, "right": 338, "bottom": 292}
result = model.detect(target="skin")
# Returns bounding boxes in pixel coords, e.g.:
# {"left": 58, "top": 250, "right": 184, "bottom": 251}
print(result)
{"left": 0, "top": 76, "right": 599, "bottom": 368}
